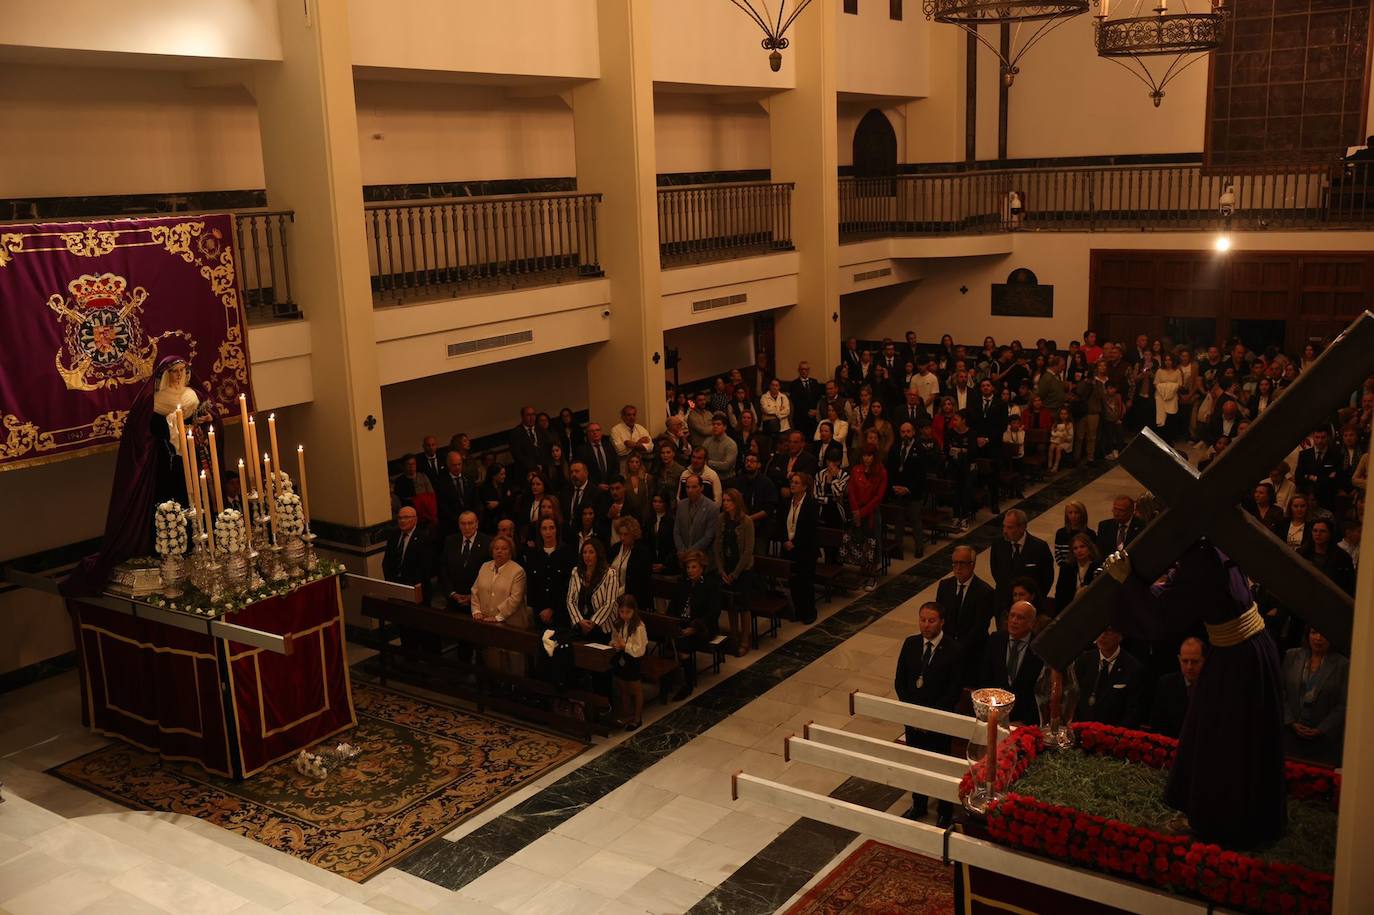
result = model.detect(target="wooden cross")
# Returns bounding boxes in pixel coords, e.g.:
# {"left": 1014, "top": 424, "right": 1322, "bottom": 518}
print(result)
{"left": 1033, "top": 312, "right": 1374, "bottom": 669}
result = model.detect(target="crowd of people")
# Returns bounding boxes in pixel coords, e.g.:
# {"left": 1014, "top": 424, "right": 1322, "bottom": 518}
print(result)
{"left": 382, "top": 327, "right": 1362, "bottom": 761}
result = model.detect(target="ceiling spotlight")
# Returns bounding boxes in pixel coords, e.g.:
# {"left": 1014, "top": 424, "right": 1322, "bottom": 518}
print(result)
{"left": 1214, "top": 234, "right": 1231, "bottom": 252}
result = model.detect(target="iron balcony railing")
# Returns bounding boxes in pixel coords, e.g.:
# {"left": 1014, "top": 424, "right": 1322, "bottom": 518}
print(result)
{"left": 365, "top": 192, "right": 602, "bottom": 304}
{"left": 233, "top": 209, "right": 298, "bottom": 323}
{"left": 839, "top": 162, "right": 1374, "bottom": 240}
{"left": 658, "top": 181, "right": 795, "bottom": 267}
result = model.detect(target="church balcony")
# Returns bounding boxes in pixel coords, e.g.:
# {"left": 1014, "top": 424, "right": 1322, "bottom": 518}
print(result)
{"left": 657, "top": 181, "right": 796, "bottom": 267}
{"left": 838, "top": 162, "right": 1374, "bottom": 241}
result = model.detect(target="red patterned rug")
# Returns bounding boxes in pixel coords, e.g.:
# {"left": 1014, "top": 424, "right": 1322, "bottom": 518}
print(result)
{"left": 785, "top": 839, "right": 954, "bottom": 915}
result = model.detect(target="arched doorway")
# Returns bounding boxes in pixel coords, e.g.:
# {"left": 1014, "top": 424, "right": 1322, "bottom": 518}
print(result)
{"left": 852, "top": 109, "right": 898, "bottom": 183}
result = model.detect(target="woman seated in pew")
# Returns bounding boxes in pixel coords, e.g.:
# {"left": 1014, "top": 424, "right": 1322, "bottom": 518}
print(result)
{"left": 667, "top": 550, "right": 721, "bottom": 701}
{"left": 470, "top": 534, "right": 532, "bottom": 675}
{"left": 714, "top": 488, "right": 756, "bottom": 657}
{"left": 608, "top": 516, "right": 653, "bottom": 610}
{"left": 523, "top": 517, "right": 575, "bottom": 633}
{"left": 567, "top": 538, "right": 619, "bottom": 642}
{"left": 610, "top": 595, "right": 648, "bottom": 732}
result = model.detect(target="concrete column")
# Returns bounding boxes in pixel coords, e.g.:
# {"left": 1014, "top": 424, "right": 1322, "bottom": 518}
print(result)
{"left": 1334, "top": 437, "right": 1374, "bottom": 909}
{"left": 768, "top": 0, "right": 840, "bottom": 380}
{"left": 572, "top": 0, "right": 666, "bottom": 434}
{"left": 246, "top": 0, "right": 390, "bottom": 533}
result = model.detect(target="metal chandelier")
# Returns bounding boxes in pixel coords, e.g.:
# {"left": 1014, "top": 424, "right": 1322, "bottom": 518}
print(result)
{"left": 923, "top": 0, "right": 1091, "bottom": 86}
{"left": 728, "top": 0, "right": 816, "bottom": 71}
{"left": 1093, "top": 0, "right": 1229, "bottom": 106}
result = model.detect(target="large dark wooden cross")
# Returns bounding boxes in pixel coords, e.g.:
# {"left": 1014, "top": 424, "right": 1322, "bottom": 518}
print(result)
{"left": 1033, "top": 311, "right": 1374, "bottom": 669}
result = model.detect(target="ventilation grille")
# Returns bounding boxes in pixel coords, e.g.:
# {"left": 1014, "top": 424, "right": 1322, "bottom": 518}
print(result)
{"left": 447, "top": 330, "right": 533, "bottom": 358}
{"left": 854, "top": 267, "right": 893, "bottom": 283}
{"left": 691, "top": 292, "right": 748, "bottom": 313}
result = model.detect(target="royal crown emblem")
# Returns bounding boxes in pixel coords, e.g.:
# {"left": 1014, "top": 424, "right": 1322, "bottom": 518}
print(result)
{"left": 47, "top": 272, "right": 157, "bottom": 391}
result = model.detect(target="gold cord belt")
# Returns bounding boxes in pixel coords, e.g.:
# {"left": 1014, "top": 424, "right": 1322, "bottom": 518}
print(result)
{"left": 1205, "top": 604, "right": 1266, "bottom": 648}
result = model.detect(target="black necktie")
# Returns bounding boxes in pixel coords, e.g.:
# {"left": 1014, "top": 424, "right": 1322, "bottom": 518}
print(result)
{"left": 461, "top": 539, "right": 471, "bottom": 560}
{"left": 595, "top": 444, "right": 606, "bottom": 475}
{"left": 922, "top": 640, "right": 934, "bottom": 673}
{"left": 957, "top": 581, "right": 966, "bottom": 608}
{"left": 399, "top": 534, "right": 410, "bottom": 563}
{"left": 528, "top": 427, "right": 536, "bottom": 445}
{"left": 1013, "top": 542, "right": 1021, "bottom": 559}
{"left": 1007, "top": 640, "right": 1024, "bottom": 683}
{"left": 572, "top": 487, "right": 583, "bottom": 515}
{"left": 1093, "top": 658, "right": 1110, "bottom": 703}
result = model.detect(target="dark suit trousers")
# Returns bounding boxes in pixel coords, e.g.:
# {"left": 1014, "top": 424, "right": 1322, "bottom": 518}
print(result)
{"left": 789, "top": 556, "right": 816, "bottom": 623}
{"left": 905, "top": 725, "right": 953, "bottom": 819}
{"left": 887, "top": 495, "right": 924, "bottom": 558}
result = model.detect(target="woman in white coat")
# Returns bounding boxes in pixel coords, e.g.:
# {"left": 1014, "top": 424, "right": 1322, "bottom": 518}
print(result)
{"left": 471, "top": 534, "right": 532, "bottom": 674}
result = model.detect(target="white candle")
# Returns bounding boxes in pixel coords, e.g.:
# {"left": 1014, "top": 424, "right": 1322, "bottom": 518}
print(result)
{"left": 200, "top": 470, "right": 216, "bottom": 554}
{"left": 267, "top": 413, "right": 282, "bottom": 495}
{"left": 185, "top": 431, "right": 201, "bottom": 530}
{"left": 247, "top": 417, "right": 263, "bottom": 495}
{"left": 264, "top": 454, "right": 279, "bottom": 543}
{"left": 297, "top": 444, "right": 311, "bottom": 532}
{"left": 207, "top": 426, "right": 223, "bottom": 515}
{"left": 239, "top": 458, "right": 254, "bottom": 552}
{"left": 238, "top": 394, "right": 254, "bottom": 488}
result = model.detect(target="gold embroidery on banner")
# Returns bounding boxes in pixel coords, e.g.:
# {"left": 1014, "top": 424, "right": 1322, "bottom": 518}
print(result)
{"left": 0, "top": 414, "right": 40, "bottom": 460}
{"left": 147, "top": 221, "right": 205, "bottom": 263}
{"left": 0, "top": 233, "right": 23, "bottom": 267}
{"left": 60, "top": 227, "right": 119, "bottom": 257}
{"left": 47, "top": 272, "right": 157, "bottom": 392}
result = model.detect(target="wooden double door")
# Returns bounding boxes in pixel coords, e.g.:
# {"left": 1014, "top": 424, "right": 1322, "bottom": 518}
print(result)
{"left": 1089, "top": 249, "right": 1373, "bottom": 353}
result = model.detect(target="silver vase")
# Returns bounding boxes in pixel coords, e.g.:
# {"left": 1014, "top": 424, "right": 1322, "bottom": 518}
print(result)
{"left": 160, "top": 554, "right": 187, "bottom": 598}
{"left": 224, "top": 552, "right": 249, "bottom": 596}
{"left": 284, "top": 536, "right": 305, "bottom": 578}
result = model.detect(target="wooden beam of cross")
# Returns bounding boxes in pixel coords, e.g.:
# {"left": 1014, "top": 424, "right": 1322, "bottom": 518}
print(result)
{"left": 1033, "top": 311, "right": 1374, "bottom": 668}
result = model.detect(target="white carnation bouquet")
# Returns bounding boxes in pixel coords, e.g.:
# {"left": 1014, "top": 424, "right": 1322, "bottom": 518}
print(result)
{"left": 268, "top": 469, "right": 294, "bottom": 496}
{"left": 215, "top": 509, "right": 247, "bottom": 555}
{"left": 154, "top": 501, "right": 187, "bottom": 558}
{"left": 276, "top": 491, "right": 305, "bottom": 538}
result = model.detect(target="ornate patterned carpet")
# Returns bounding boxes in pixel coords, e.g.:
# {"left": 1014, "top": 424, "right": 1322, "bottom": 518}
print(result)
{"left": 49, "top": 683, "right": 585, "bottom": 881}
{"left": 785, "top": 839, "right": 954, "bottom": 915}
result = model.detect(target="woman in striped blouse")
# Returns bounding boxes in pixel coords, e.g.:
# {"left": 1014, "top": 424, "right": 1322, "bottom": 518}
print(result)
{"left": 567, "top": 538, "right": 620, "bottom": 640}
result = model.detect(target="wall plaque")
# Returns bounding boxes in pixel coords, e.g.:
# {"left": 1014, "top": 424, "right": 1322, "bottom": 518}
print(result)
{"left": 992, "top": 268, "right": 1053, "bottom": 318}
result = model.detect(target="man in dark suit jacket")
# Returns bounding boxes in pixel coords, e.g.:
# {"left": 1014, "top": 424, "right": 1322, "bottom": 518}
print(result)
{"left": 576, "top": 422, "right": 620, "bottom": 489}
{"left": 1149, "top": 636, "right": 1205, "bottom": 738}
{"left": 561, "top": 461, "right": 608, "bottom": 536}
{"left": 1073, "top": 625, "right": 1150, "bottom": 729}
{"left": 435, "top": 451, "right": 478, "bottom": 541}
{"left": 968, "top": 378, "right": 1009, "bottom": 456}
{"left": 765, "top": 430, "right": 818, "bottom": 493}
{"left": 979, "top": 600, "right": 1043, "bottom": 724}
{"left": 440, "top": 511, "right": 490, "bottom": 612}
{"left": 886, "top": 422, "right": 927, "bottom": 559}
{"left": 989, "top": 509, "right": 1054, "bottom": 614}
{"left": 895, "top": 602, "right": 963, "bottom": 826}
{"left": 382, "top": 507, "right": 430, "bottom": 594}
{"left": 1295, "top": 428, "right": 1340, "bottom": 510}
{"left": 1096, "top": 495, "right": 1144, "bottom": 555}
{"left": 841, "top": 337, "right": 863, "bottom": 375}
{"left": 508, "top": 405, "right": 548, "bottom": 480}
{"left": 936, "top": 544, "right": 996, "bottom": 677}
{"left": 418, "top": 435, "right": 446, "bottom": 483}
{"left": 789, "top": 361, "right": 822, "bottom": 438}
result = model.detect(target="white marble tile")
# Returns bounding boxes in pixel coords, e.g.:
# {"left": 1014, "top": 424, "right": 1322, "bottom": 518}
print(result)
{"left": 460, "top": 862, "right": 549, "bottom": 911}
{"left": 730, "top": 698, "right": 800, "bottom": 728}
{"left": 0, "top": 832, "right": 33, "bottom": 868}
{"left": 510, "top": 880, "right": 614, "bottom": 915}
{"left": 658, "top": 837, "right": 747, "bottom": 885}
{"left": 4, "top": 868, "right": 114, "bottom": 915}
{"left": 603, "top": 822, "right": 697, "bottom": 867}
{"left": 0, "top": 850, "right": 73, "bottom": 904}
{"left": 353, "top": 893, "right": 427, "bottom": 915}
{"left": 0, "top": 794, "right": 68, "bottom": 841}
{"left": 72, "top": 889, "right": 172, "bottom": 915}
{"left": 550, "top": 806, "right": 640, "bottom": 846}
{"left": 641, "top": 795, "right": 731, "bottom": 839}
{"left": 617, "top": 868, "right": 712, "bottom": 915}
{"left": 695, "top": 810, "right": 787, "bottom": 855}
{"left": 109, "top": 860, "right": 247, "bottom": 915}
{"left": 25, "top": 823, "right": 150, "bottom": 881}
{"left": 504, "top": 834, "right": 600, "bottom": 880}
{"left": 593, "top": 781, "right": 675, "bottom": 819}
{"left": 361, "top": 871, "right": 457, "bottom": 912}
{"left": 560, "top": 850, "right": 655, "bottom": 898}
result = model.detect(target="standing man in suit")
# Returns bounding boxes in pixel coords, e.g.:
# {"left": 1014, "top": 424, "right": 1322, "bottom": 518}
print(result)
{"left": 1149, "top": 637, "right": 1205, "bottom": 737}
{"left": 899, "top": 388, "right": 932, "bottom": 429}
{"left": 1296, "top": 427, "right": 1340, "bottom": 511}
{"left": 418, "top": 435, "right": 445, "bottom": 483}
{"left": 789, "top": 361, "right": 822, "bottom": 438}
{"left": 765, "top": 430, "right": 819, "bottom": 492}
{"left": 896, "top": 602, "right": 962, "bottom": 826}
{"left": 562, "top": 461, "right": 607, "bottom": 537}
{"left": 841, "top": 338, "right": 863, "bottom": 375}
{"left": 1073, "top": 625, "right": 1150, "bottom": 728}
{"left": 435, "top": 451, "right": 477, "bottom": 543}
{"left": 441, "top": 511, "right": 490, "bottom": 613}
{"left": 1096, "top": 495, "right": 1144, "bottom": 556}
{"left": 674, "top": 474, "right": 717, "bottom": 565}
{"left": 383, "top": 506, "right": 430, "bottom": 596}
{"left": 979, "top": 600, "right": 1043, "bottom": 724}
{"left": 577, "top": 422, "right": 620, "bottom": 489}
{"left": 969, "top": 378, "right": 1009, "bottom": 457}
{"left": 887, "top": 421, "right": 927, "bottom": 560}
{"left": 989, "top": 509, "right": 1054, "bottom": 615}
{"left": 936, "top": 545, "right": 996, "bottom": 673}
{"left": 508, "top": 406, "right": 548, "bottom": 481}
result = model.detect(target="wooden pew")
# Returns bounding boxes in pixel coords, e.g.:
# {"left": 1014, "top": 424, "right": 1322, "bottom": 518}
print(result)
{"left": 749, "top": 555, "right": 791, "bottom": 640}
{"left": 360, "top": 595, "right": 613, "bottom": 740}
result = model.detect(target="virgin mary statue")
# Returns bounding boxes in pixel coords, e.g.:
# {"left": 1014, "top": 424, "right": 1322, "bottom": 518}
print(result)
{"left": 63, "top": 356, "right": 205, "bottom": 597}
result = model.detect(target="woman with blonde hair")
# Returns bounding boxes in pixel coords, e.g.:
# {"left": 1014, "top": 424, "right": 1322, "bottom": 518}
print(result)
{"left": 470, "top": 534, "right": 532, "bottom": 674}
{"left": 714, "top": 488, "right": 756, "bottom": 656}
{"left": 1052, "top": 500, "right": 1094, "bottom": 569}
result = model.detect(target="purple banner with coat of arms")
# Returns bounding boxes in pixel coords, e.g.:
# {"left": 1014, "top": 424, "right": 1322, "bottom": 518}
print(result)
{"left": 0, "top": 214, "right": 252, "bottom": 470}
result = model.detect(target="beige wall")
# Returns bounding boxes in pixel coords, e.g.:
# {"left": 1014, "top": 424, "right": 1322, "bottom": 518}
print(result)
{"left": 0, "top": 66, "right": 264, "bottom": 198}
{"left": 904, "top": 23, "right": 966, "bottom": 164}
{"left": 0, "top": 0, "right": 281, "bottom": 61}
{"left": 650, "top": 0, "right": 792, "bottom": 90}
{"left": 348, "top": 0, "right": 599, "bottom": 78}
{"left": 665, "top": 314, "right": 757, "bottom": 384}
{"left": 836, "top": 0, "right": 930, "bottom": 98}
{"left": 355, "top": 81, "right": 576, "bottom": 184}
{"left": 654, "top": 94, "right": 771, "bottom": 174}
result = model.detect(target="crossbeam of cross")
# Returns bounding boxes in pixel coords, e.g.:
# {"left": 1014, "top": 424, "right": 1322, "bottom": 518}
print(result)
{"left": 1032, "top": 311, "right": 1374, "bottom": 668}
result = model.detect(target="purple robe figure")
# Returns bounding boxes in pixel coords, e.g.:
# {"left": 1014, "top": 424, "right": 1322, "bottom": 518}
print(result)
{"left": 1107, "top": 539, "right": 1287, "bottom": 847}
{"left": 62, "top": 356, "right": 196, "bottom": 597}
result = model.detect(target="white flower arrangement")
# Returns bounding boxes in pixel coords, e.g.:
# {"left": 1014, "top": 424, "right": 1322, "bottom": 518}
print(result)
{"left": 268, "top": 469, "right": 294, "bottom": 496}
{"left": 294, "top": 749, "right": 328, "bottom": 780}
{"left": 276, "top": 491, "right": 305, "bottom": 538}
{"left": 154, "top": 501, "right": 187, "bottom": 558}
{"left": 215, "top": 509, "right": 247, "bottom": 555}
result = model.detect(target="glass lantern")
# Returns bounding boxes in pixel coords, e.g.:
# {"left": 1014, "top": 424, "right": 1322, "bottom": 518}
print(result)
{"left": 1036, "top": 663, "right": 1080, "bottom": 750}
{"left": 964, "top": 687, "right": 1016, "bottom": 815}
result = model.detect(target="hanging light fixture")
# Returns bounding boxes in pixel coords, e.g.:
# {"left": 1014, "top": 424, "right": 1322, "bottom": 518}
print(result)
{"left": 923, "top": 0, "right": 1090, "bottom": 87}
{"left": 1093, "top": 0, "right": 1229, "bottom": 107}
{"left": 728, "top": 0, "right": 815, "bottom": 71}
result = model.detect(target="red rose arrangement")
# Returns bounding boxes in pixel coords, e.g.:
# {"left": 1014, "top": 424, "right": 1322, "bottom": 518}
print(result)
{"left": 959, "top": 722, "right": 1339, "bottom": 915}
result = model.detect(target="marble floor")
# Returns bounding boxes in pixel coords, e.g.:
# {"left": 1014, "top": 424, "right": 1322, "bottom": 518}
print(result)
{"left": 0, "top": 462, "right": 1136, "bottom": 915}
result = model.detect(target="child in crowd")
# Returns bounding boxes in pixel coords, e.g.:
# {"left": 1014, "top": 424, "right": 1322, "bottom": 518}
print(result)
{"left": 610, "top": 595, "right": 647, "bottom": 731}
{"left": 1338, "top": 518, "right": 1361, "bottom": 570}
{"left": 1102, "top": 381, "right": 1126, "bottom": 460}
{"left": 1048, "top": 406, "right": 1074, "bottom": 473}
{"left": 1003, "top": 413, "right": 1026, "bottom": 495}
